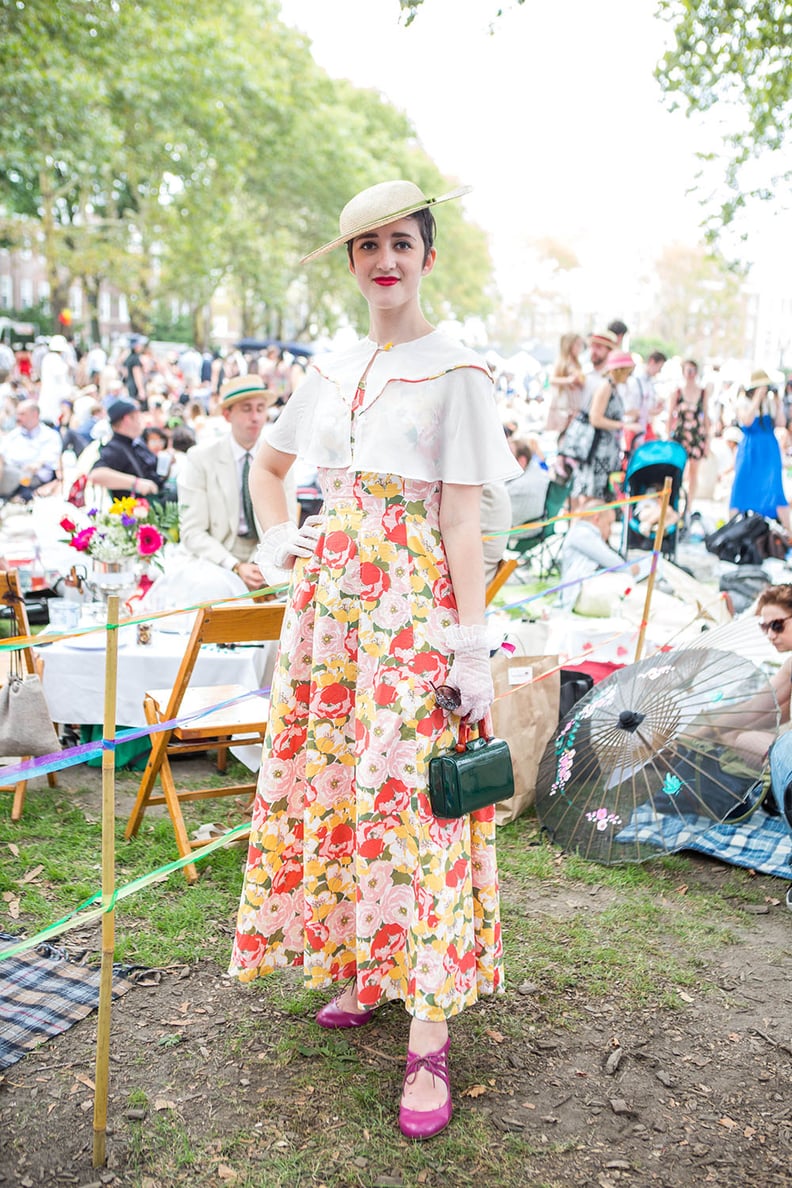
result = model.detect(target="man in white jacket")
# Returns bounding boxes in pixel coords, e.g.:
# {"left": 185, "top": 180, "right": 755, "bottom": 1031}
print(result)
{"left": 176, "top": 375, "right": 278, "bottom": 592}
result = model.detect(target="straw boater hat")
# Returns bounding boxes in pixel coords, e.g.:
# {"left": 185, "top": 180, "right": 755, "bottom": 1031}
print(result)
{"left": 745, "top": 368, "right": 774, "bottom": 391}
{"left": 589, "top": 330, "right": 619, "bottom": 350}
{"left": 220, "top": 374, "right": 277, "bottom": 408}
{"left": 301, "top": 179, "right": 472, "bottom": 264}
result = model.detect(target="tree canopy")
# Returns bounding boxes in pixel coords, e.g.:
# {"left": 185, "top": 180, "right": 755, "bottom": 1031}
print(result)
{"left": 0, "top": 0, "right": 492, "bottom": 344}
{"left": 656, "top": 1, "right": 792, "bottom": 234}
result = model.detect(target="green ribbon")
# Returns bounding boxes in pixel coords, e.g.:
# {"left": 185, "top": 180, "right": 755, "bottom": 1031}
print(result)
{"left": 0, "top": 822, "right": 250, "bottom": 962}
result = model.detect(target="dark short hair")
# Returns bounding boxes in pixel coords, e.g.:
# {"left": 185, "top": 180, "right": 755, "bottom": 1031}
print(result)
{"left": 648, "top": 351, "right": 667, "bottom": 365}
{"left": 171, "top": 425, "right": 196, "bottom": 453}
{"left": 142, "top": 426, "right": 168, "bottom": 446}
{"left": 346, "top": 207, "right": 436, "bottom": 266}
{"left": 608, "top": 319, "right": 628, "bottom": 337}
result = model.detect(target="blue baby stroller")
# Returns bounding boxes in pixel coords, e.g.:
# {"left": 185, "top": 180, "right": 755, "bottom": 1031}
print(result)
{"left": 619, "top": 439, "right": 687, "bottom": 561}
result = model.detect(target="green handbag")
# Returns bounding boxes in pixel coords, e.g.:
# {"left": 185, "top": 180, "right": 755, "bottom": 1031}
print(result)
{"left": 428, "top": 719, "right": 514, "bottom": 819}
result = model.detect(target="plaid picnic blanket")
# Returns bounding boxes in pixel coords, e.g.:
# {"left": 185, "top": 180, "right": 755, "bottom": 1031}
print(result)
{"left": 618, "top": 806, "right": 792, "bottom": 880}
{"left": 0, "top": 934, "right": 137, "bottom": 1070}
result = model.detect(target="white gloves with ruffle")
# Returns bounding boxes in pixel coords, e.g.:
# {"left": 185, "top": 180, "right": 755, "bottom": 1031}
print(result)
{"left": 444, "top": 622, "right": 494, "bottom": 723}
{"left": 254, "top": 517, "right": 323, "bottom": 587}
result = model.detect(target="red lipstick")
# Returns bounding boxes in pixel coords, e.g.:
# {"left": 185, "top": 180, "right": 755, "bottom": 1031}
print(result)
{"left": 374, "top": 277, "right": 398, "bottom": 286}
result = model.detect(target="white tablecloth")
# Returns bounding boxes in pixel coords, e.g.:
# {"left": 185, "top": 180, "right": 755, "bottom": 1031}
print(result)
{"left": 36, "top": 628, "right": 274, "bottom": 730}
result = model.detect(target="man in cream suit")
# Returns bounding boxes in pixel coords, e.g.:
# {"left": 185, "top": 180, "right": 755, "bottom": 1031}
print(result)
{"left": 177, "top": 375, "right": 277, "bottom": 592}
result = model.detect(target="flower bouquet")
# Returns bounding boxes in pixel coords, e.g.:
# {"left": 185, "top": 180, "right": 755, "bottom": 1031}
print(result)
{"left": 60, "top": 497, "right": 166, "bottom": 568}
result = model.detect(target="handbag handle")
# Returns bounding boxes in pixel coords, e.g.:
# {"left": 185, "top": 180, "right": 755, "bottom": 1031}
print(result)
{"left": 455, "top": 714, "right": 493, "bottom": 752}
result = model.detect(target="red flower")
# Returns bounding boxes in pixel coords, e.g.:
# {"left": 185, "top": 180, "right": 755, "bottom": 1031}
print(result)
{"left": 316, "top": 822, "right": 355, "bottom": 860}
{"left": 311, "top": 681, "right": 354, "bottom": 721}
{"left": 272, "top": 856, "right": 304, "bottom": 894}
{"left": 70, "top": 526, "right": 96, "bottom": 552}
{"left": 416, "top": 706, "right": 447, "bottom": 736}
{"left": 389, "top": 626, "right": 414, "bottom": 661}
{"left": 432, "top": 576, "right": 456, "bottom": 609}
{"left": 271, "top": 721, "right": 307, "bottom": 759}
{"left": 305, "top": 919, "right": 329, "bottom": 951}
{"left": 374, "top": 777, "right": 410, "bottom": 815}
{"left": 371, "top": 922, "right": 405, "bottom": 962}
{"left": 408, "top": 650, "right": 447, "bottom": 686}
{"left": 136, "top": 524, "right": 164, "bottom": 556}
{"left": 359, "top": 561, "right": 390, "bottom": 602}
{"left": 322, "top": 530, "right": 356, "bottom": 571}
{"left": 59, "top": 516, "right": 77, "bottom": 533}
{"left": 381, "top": 503, "right": 407, "bottom": 545}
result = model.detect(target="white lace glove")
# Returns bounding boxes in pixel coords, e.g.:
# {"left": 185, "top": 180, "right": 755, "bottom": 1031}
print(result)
{"left": 254, "top": 517, "right": 323, "bottom": 587}
{"left": 444, "top": 622, "right": 494, "bottom": 722}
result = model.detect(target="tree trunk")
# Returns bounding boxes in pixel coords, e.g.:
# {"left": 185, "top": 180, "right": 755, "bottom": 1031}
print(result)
{"left": 39, "top": 169, "right": 71, "bottom": 333}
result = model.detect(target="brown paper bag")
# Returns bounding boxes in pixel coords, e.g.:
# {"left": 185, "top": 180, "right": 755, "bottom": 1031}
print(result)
{"left": 490, "top": 653, "right": 560, "bottom": 826}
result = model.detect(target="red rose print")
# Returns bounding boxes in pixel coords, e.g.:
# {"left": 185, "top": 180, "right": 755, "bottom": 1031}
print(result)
{"left": 305, "top": 919, "right": 329, "bottom": 950}
{"left": 358, "top": 821, "right": 385, "bottom": 859}
{"left": 408, "top": 650, "right": 447, "bottom": 686}
{"left": 312, "top": 682, "right": 354, "bottom": 720}
{"left": 371, "top": 922, "right": 405, "bottom": 962}
{"left": 316, "top": 822, "right": 354, "bottom": 860}
{"left": 374, "top": 777, "right": 410, "bottom": 814}
{"left": 432, "top": 575, "right": 456, "bottom": 609}
{"left": 390, "top": 626, "right": 414, "bottom": 661}
{"left": 271, "top": 721, "right": 307, "bottom": 759}
{"left": 323, "top": 530, "right": 356, "bottom": 570}
{"left": 373, "top": 679, "right": 398, "bottom": 707}
{"left": 272, "top": 856, "right": 303, "bottom": 893}
{"left": 381, "top": 503, "right": 407, "bottom": 545}
{"left": 416, "top": 706, "right": 447, "bottom": 736}
{"left": 360, "top": 561, "right": 390, "bottom": 601}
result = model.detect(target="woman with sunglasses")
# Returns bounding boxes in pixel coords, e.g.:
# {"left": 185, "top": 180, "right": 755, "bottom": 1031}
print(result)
{"left": 751, "top": 586, "right": 792, "bottom": 836}
{"left": 229, "top": 181, "right": 520, "bottom": 1139}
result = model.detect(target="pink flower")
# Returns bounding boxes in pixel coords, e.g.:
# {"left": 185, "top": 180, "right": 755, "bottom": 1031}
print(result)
{"left": 136, "top": 524, "right": 164, "bottom": 556}
{"left": 70, "top": 526, "right": 96, "bottom": 552}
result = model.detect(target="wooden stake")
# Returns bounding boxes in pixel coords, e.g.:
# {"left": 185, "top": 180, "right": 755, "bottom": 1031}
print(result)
{"left": 633, "top": 477, "right": 672, "bottom": 663}
{"left": 92, "top": 595, "right": 120, "bottom": 1167}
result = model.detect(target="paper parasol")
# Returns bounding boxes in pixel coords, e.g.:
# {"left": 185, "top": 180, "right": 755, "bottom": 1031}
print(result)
{"left": 535, "top": 647, "right": 779, "bottom": 865}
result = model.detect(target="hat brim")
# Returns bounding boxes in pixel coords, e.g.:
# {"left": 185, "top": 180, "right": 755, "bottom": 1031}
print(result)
{"left": 300, "top": 185, "right": 472, "bottom": 264}
{"left": 221, "top": 384, "right": 279, "bottom": 408}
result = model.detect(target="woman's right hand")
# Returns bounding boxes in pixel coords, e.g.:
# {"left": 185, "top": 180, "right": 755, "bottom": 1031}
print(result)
{"left": 254, "top": 517, "right": 323, "bottom": 586}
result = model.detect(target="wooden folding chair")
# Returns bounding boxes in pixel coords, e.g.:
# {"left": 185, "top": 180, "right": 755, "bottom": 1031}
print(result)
{"left": 485, "top": 557, "right": 519, "bottom": 605}
{"left": 124, "top": 601, "right": 286, "bottom": 882}
{"left": 0, "top": 569, "right": 58, "bottom": 820}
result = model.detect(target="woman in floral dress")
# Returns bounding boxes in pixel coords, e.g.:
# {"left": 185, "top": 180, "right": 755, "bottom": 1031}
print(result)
{"left": 229, "top": 180, "right": 520, "bottom": 1139}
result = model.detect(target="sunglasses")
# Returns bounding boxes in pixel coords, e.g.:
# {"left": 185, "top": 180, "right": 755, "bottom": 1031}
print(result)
{"left": 759, "top": 616, "right": 792, "bottom": 635}
{"left": 432, "top": 683, "right": 462, "bottom": 712}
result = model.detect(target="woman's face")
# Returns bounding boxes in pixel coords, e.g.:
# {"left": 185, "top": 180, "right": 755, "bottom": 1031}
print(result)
{"left": 683, "top": 361, "right": 698, "bottom": 381}
{"left": 758, "top": 602, "right": 792, "bottom": 653}
{"left": 348, "top": 217, "right": 436, "bottom": 310}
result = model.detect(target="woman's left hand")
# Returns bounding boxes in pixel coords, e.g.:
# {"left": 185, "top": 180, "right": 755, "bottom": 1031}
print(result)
{"left": 444, "top": 623, "right": 494, "bottom": 722}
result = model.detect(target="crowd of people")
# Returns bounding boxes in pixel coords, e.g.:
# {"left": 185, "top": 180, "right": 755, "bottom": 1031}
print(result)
{"left": 2, "top": 193, "right": 792, "bottom": 1142}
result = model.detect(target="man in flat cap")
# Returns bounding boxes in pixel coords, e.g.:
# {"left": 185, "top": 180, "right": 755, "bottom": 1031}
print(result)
{"left": 90, "top": 397, "right": 171, "bottom": 501}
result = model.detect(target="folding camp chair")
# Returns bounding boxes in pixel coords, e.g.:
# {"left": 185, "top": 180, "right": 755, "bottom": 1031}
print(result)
{"left": 0, "top": 569, "right": 58, "bottom": 820}
{"left": 124, "top": 601, "right": 286, "bottom": 882}
{"left": 508, "top": 477, "right": 571, "bottom": 577}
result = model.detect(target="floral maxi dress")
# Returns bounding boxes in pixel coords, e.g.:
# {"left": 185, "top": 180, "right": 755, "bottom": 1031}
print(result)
{"left": 229, "top": 467, "right": 504, "bottom": 1020}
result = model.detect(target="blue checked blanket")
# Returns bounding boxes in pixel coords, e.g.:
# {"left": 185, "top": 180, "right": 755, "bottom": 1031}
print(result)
{"left": 0, "top": 935, "right": 137, "bottom": 1069}
{"left": 618, "top": 806, "right": 792, "bottom": 880}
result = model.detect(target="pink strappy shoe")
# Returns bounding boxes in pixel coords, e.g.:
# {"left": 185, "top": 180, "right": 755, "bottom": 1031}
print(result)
{"left": 315, "top": 992, "right": 374, "bottom": 1030}
{"left": 399, "top": 1038, "right": 452, "bottom": 1140}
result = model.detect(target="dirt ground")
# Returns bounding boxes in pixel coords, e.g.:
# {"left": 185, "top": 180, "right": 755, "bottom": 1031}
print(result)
{"left": 1, "top": 779, "right": 791, "bottom": 1188}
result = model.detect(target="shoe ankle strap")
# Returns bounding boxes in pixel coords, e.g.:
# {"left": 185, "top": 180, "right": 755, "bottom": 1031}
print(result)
{"left": 404, "top": 1043, "right": 450, "bottom": 1089}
